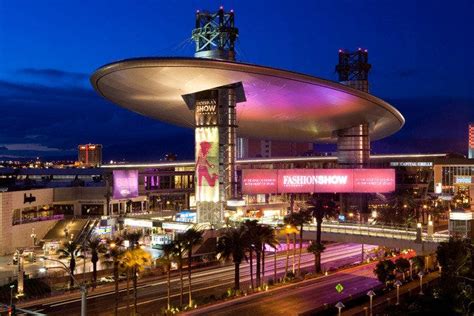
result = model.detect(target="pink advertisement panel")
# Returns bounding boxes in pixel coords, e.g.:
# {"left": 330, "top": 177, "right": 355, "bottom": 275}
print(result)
{"left": 352, "top": 169, "right": 395, "bottom": 193}
{"left": 241, "top": 169, "right": 395, "bottom": 194}
{"left": 242, "top": 169, "right": 278, "bottom": 194}
{"left": 113, "top": 170, "right": 139, "bottom": 199}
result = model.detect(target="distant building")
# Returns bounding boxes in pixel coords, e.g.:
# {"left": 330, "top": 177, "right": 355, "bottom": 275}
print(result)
{"left": 469, "top": 124, "right": 474, "bottom": 159}
{"left": 78, "top": 144, "right": 102, "bottom": 167}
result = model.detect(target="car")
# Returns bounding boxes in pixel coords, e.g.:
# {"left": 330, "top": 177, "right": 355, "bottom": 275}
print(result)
{"left": 99, "top": 276, "right": 114, "bottom": 283}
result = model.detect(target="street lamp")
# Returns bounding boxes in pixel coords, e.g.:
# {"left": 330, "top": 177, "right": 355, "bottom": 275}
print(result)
{"left": 30, "top": 228, "right": 37, "bottom": 247}
{"left": 9, "top": 284, "right": 15, "bottom": 307}
{"left": 409, "top": 259, "right": 413, "bottom": 280}
{"left": 335, "top": 301, "right": 345, "bottom": 316}
{"left": 367, "top": 290, "right": 376, "bottom": 316}
{"left": 418, "top": 271, "right": 425, "bottom": 295}
{"left": 394, "top": 280, "right": 402, "bottom": 305}
{"left": 40, "top": 256, "right": 87, "bottom": 316}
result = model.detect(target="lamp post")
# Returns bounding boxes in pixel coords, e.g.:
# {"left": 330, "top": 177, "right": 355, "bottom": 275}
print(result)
{"left": 335, "top": 301, "right": 345, "bottom": 316}
{"left": 418, "top": 271, "right": 425, "bottom": 295}
{"left": 409, "top": 259, "right": 413, "bottom": 280}
{"left": 415, "top": 222, "right": 422, "bottom": 242}
{"left": 367, "top": 290, "right": 376, "bottom": 316}
{"left": 394, "top": 280, "right": 402, "bottom": 305}
{"left": 30, "top": 228, "right": 37, "bottom": 247}
{"left": 40, "top": 256, "right": 87, "bottom": 316}
{"left": 9, "top": 284, "right": 15, "bottom": 307}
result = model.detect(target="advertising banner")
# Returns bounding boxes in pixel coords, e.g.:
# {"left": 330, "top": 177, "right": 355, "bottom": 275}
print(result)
{"left": 113, "top": 170, "right": 139, "bottom": 199}
{"left": 195, "top": 127, "right": 219, "bottom": 202}
{"left": 242, "top": 169, "right": 395, "bottom": 194}
{"left": 242, "top": 169, "right": 278, "bottom": 194}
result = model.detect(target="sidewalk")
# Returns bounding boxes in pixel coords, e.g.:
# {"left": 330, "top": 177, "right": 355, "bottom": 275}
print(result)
{"left": 342, "top": 271, "right": 440, "bottom": 315}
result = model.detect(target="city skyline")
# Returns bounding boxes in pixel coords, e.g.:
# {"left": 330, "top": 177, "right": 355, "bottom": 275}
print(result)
{"left": 1, "top": 0, "right": 473, "bottom": 161}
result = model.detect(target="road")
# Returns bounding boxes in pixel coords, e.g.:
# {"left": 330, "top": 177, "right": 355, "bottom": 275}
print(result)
{"left": 21, "top": 243, "right": 376, "bottom": 315}
{"left": 185, "top": 263, "right": 380, "bottom": 316}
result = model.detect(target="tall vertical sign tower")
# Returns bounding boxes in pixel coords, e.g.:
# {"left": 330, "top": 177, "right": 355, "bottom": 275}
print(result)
{"left": 336, "top": 48, "right": 371, "bottom": 218}
{"left": 188, "top": 7, "right": 244, "bottom": 225}
{"left": 469, "top": 123, "right": 474, "bottom": 159}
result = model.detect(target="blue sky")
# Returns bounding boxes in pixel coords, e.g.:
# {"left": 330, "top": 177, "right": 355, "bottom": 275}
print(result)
{"left": 0, "top": 0, "right": 473, "bottom": 161}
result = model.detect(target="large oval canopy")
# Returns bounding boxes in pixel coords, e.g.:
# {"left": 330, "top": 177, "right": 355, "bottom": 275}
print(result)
{"left": 91, "top": 58, "right": 404, "bottom": 142}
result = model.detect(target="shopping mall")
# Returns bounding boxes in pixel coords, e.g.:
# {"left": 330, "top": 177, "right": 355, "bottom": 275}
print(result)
{"left": 1, "top": 8, "right": 474, "bottom": 254}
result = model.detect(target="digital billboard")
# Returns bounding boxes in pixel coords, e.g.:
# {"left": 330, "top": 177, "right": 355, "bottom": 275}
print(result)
{"left": 195, "top": 127, "right": 219, "bottom": 202}
{"left": 113, "top": 170, "right": 139, "bottom": 199}
{"left": 242, "top": 169, "right": 395, "bottom": 194}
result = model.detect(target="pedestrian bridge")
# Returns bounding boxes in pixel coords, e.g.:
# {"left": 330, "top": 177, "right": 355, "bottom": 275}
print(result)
{"left": 255, "top": 219, "right": 450, "bottom": 255}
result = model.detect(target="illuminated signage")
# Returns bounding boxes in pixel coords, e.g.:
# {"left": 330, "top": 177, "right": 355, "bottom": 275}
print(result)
{"left": 390, "top": 162, "right": 433, "bottom": 167}
{"left": 242, "top": 169, "right": 395, "bottom": 194}
{"left": 113, "top": 170, "right": 139, "bottom": 199}
{"left": 455, "top": 176, "right": 473, "bottom": 185}
{"left": 162, "top": 222, "right": 192, "bottom": 231}
{"left": 124, "top": 218, "right": 153, "bottom": 228}
{"left": 195, "top": 127, "right": 219, "bottom": 203}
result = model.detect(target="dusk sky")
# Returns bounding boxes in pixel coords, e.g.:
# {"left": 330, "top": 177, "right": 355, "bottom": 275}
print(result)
{"left": 1, "top": 0, "right": 473, "bottom": 161}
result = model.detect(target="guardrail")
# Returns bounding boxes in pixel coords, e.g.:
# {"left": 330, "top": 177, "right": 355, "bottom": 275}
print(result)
{"left": 248, "top": 218, "right": 450, "bottom": 243}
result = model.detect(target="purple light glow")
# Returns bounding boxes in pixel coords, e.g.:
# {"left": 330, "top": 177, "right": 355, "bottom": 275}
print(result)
{"left": 113, "top": 170, "right": 139, "bottom": 199}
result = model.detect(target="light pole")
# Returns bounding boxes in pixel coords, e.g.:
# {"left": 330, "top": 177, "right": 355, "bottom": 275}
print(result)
{"left": 335, "top": 301, "right": 345, "bottom": 316}
{"left": 9, "top": 284, "right": 15, "bottom": 306}
{"left": 418, "top": 271, "right": 425, "bottom": 295}
{"left": 30, "top": 228, "right": 37, "bottom": 247}
{"left": 394, "top": 280, "right": 402, "bottom": 305}
{"left": 367, "top": 290, "right": 376, "bottom": 316}
{"left": 40, "top": 256, "right": 87, "bottom": 316}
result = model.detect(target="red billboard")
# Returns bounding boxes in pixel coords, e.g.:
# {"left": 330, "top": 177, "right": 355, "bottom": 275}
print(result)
{"left": 242, "top": 169, "right": 395, "bottom": 194}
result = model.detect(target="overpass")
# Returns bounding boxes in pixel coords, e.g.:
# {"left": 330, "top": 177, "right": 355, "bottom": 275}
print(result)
{"left": 253, "top": 219, "right": 449, "bottom": 255}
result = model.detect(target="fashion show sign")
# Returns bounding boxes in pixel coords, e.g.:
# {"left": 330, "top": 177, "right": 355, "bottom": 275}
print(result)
{"left": 242, "top": 169, "right": 395, "bottom": 194}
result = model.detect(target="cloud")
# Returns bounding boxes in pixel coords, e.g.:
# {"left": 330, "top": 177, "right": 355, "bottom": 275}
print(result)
{"left": 1, "top": 143, "right": 71, "bottom": 152}
{"left": 17, "top": 68, "right": 89, "bottom": 81}
{"left": 0, "top": 146, "right": 7, "bottom": 150}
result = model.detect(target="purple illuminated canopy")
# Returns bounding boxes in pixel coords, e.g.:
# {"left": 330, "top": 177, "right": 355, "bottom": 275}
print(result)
{"left": 91, "top": 58, "right": 404, "bottom": 142}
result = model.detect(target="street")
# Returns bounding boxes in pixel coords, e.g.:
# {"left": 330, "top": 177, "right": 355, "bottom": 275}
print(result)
{"left": 20, "top": 243, "right": 376, "bottom": 315}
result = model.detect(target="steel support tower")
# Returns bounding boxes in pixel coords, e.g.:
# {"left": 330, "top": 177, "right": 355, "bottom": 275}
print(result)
{"left": 190, "top": 7, "right": 243, "bottom": 225}
{"left": 336, "top": 48, "right": 372, "bottom": 218}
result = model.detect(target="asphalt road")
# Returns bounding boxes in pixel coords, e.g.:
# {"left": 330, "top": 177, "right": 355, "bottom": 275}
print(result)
{"left": 185, "top": 263, "right": 380, "bottom": 316}
{"left": 22, "top": 243, "right": 375, "bottom": 315}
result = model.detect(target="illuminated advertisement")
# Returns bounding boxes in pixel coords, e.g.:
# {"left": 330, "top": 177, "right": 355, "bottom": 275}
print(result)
{"left": 113, "top": 170, "right": 139, "bottom": 199}
{"left": 242, "top": 169, "right": 395, "bottom": 194}
{"left": 195, "top": 127, "right": 219, "bottom": 202}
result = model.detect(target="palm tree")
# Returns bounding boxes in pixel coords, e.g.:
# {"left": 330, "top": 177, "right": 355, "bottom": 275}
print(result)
{"left": 157, "top": 242, "right": 175, "bottom": 310}
{"left": 260, "top": 225, "right": 279, "bottom": 283}
{"left": 279, "top": 224, "right": 298, "bottom": 277}
{"left": 307, "top": 241, "right": 325, "bottom": 273}
{"left": 120, "top": 248, "right": 152, "bottom": 313}
{"left": 86, "top": 236, "right": 105, "bottom": 287}
{"left": 181, "top": 228, "right": 203, "bottom": 307}
{"left": 306, "top": 193, "right": 337, "bottom": 273}
{"left": 104, "top": 236, "right": 125, "bottom": 315}
{"left": 216, "top": 226, "right": 248, "bottom": 291}
{"left": 57, "top": 240, "right": 82, "bottom": 287}
{"left": 284, "top": 210, "right": 312, "bottom": 276}
{"left": 172, "top": 234, "right": 187, "bottom": 307}
{"left": 242, "top": 220, "right": 259, "bottom": 289}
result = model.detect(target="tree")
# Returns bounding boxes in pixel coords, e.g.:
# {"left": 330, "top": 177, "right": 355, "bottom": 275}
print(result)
{"left": 104, "top": 236, "right": 125, "bottom": 315}
{"left": 411, "top": 255, "right": 425, "bottom": 273}
{"left": 259, "top": 225, "right": 279, "bottom": 283}
{"left": 394, "top": 257, "right": 410, "bottom": 281}
{"left": 284, "top": 210, "right": 312, "bottom": 276}
{"left": 157, "top": 243, "right": 175, "bottom": 310}
{"left": 86, "top": 236, "right": 105, "bottom": 287}
{"left": 181, "top": 228, "right": 203, "bottom": 307}
{"left": 307, "top": 241, "right": 326, "bottom": 273}
{"left": 378, "top": 192, "right": 416, "bottom": 226}
{"left": 279, "top": 224, "right": 298, "bottom": 278}
{"left": 242, "top": 220, "right": 259, "bottom": 289}
{"left": 122, "top": 230, "right": 143, "bottom": 249}
{"left": 172, "top": 234, "right": 187, "bottom": 307}
{"left": 120, "top": 248, "right": 152, "bottom": 313}
{"left": 306, "top": 193, "right": 338, "bottom": 273}
{"left": 57, "top": 240, "right": 82, "bottom": 287}
{"left": 216, "top": 226, "right": 248, "bottom": 291}
{"left": 374, "top": 259, "right": 396, "bottom": 285}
